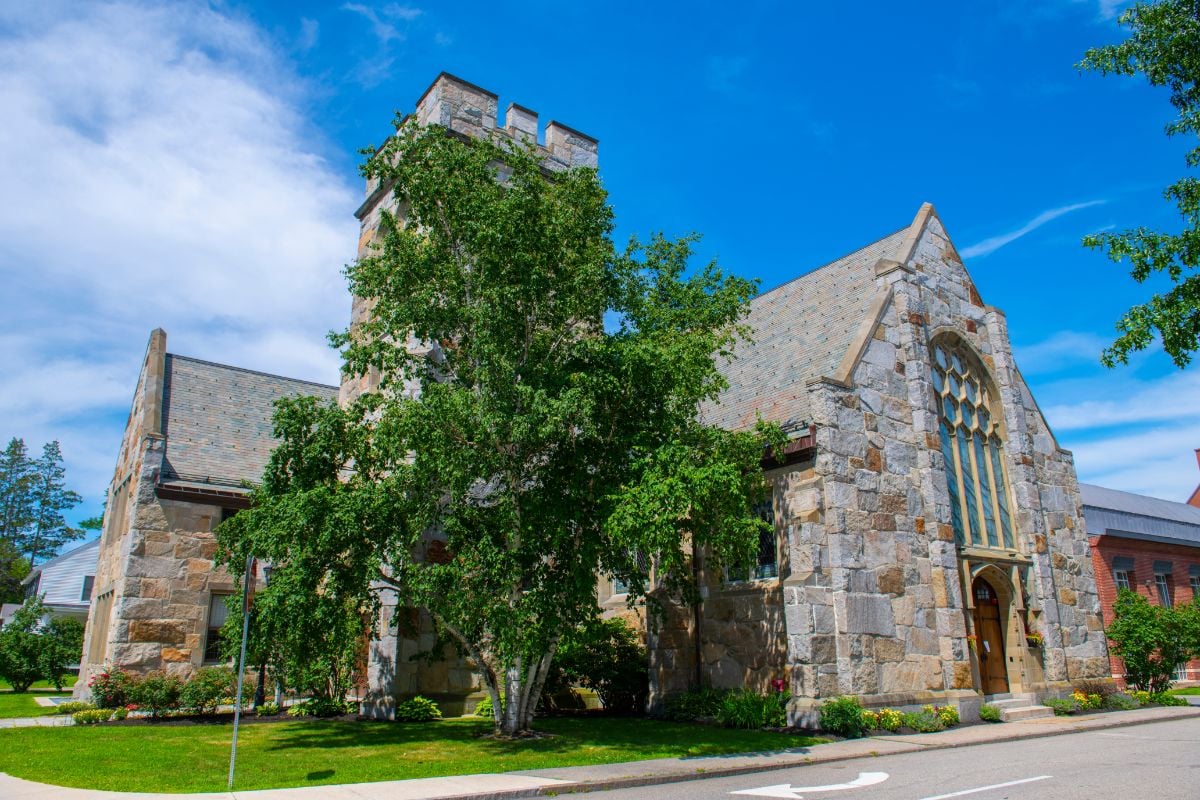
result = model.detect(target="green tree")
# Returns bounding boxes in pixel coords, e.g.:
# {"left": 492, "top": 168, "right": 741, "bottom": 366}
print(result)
{"left": 0, "top": 438, "right": 35, "bottom": 551}
{"left": 0, "top": 541, "right": 29, "bottom": 606}
{"left": 24, "top": 441, "right": 83, "bottom": 565}
{"left": 1079, "top": 0, "right": 1200, "bottom": 367}
{"left": 1106, "top": 589, "right": 1200, "bottom": 692}
{"left": 38, "top": 616, "right": 84, "bottom": 691}
{"left": 219, "top": 119, "right": 779, "bottom": 736}
{"left": 0, "top": 597, "right": 49, "bottom": 692}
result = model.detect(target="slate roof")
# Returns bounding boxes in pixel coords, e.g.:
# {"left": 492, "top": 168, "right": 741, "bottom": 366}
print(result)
{"left": 1080, "top": 482, "right": 1200, "bottom": 547}
{"left": 160, "top": 355, "right": 339, "bottom": 490}
{"left": 701, "top": 227, "right": 909, "bottom": 432}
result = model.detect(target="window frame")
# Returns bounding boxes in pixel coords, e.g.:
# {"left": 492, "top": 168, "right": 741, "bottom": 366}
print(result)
{"left": 1154, "top": 572, "right": 1173, "bottom": 609}
{"left": 80, "top": 575, "right": 95, "bottom": 603}
{"left": 725, "top": 492, "right": 779, "bottom": 584}
{"left": 930, "top": 336, "right": 1016, "bottom": 552}
{"left": 203, "top": 593, "right": 232, "bottom": 664}
{"left": 1114, "top": 569, "right": 1132, "bottom": 592}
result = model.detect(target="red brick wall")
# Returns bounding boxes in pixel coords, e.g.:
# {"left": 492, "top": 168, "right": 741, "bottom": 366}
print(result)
{"left": 1089, "top": 534, "right": 1200, "bottom": 686}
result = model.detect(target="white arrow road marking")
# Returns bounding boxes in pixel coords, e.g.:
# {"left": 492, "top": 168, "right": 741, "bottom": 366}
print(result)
{"left": 730, "top": 771, "right": 889, "bottom": 798}
{"left": 916, "top": 774, "right": 1052, "bottom": 800}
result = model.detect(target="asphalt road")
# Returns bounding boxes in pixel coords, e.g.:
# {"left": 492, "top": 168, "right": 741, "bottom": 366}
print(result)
{"left": 582, "top": 716, "right": 1200, "bottom": 800}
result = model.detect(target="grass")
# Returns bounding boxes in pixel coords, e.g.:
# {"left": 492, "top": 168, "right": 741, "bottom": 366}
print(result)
{"left": 0, "top": 716, "right": 825, "bottom": 793}
{"left": 1168, "top": 686, "right": 1200, "bottom": 696}
{"left": 0, "top": 691, "right": 67, "bottom": 719}
{"left": 0, "top": 675, "right": 76, "bottom": 691}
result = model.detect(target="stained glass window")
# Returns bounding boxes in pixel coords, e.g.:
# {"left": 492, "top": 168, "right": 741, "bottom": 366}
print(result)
{"left": 931, "top": 337, "right": 1015, "bottom": 550}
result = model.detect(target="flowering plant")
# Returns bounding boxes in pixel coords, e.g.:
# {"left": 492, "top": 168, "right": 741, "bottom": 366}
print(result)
{"left": 1025, "top": 632, "right": 1044, "bottom": 647}
{"left": 965, "top": 634, "right": 978, "bottom": 651}
{"left": 771, "top": 678, "right": 787, "bottom": 693}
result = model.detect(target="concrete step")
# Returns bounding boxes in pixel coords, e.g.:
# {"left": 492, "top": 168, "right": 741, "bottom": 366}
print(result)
{"left": 986, "top": 693, "right": 1013, "bottom": 701}
{"left": 1000, "top": 705, "right": 1055, "bottom": 722}
{"left": 989, "top": 698, "right": 1034, "bottom": 710}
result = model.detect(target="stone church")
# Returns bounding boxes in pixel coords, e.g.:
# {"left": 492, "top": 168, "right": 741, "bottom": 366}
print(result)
{"left": 78, "top": 73, "right": 1110, "bottom": 721}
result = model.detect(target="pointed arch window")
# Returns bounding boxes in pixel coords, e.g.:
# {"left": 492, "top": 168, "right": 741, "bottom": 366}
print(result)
{"left": 931, "top": 337, "right": 1015, "bottom": 550}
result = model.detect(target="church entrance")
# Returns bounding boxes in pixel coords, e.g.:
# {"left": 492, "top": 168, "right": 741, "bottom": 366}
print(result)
{"left": 972, "top": 576, "right": 1009, "bottom": 695}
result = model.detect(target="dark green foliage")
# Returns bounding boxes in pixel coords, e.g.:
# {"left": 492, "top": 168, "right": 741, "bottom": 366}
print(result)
{"left": 1046, "top": 698, "right": 1078, "bottom": 716}
{"left": 901, "top": 710, "right": 945, "bottom": 733}
{"left": 714, "top": 689, "right": 789, "bottom": 729}
{"left": 978, "top": 703, "right": 1002, "bottom": 723}
{"left": 23, "top": 442, "right": 83, "bottom": 565}
{"left": 550, "top": 617, "right": 648, "bottom": 714}
{"left": 287, "top": 697, "right": 357, "bottom": 718}
{"left": 395, "top": 696, "right": 442, "bottom": 722}
{"left": 130, "top": 672, "right": 183, "bottom": 718}
{"left": 0, "top": 542, "right": 29, "bottom": 606}
{"left": 1073, "top": 678, "right": 1117, "bottom": 699}
{"left": 1105, "top": 589, "right": 1200, "bottom": 693}
{"left": 38, "top": 616, "right": 83, "bottom": 691}
{"left": 662, "top": 687, "right": 728, "bottom": 722}
{"left": 0, "top": 438, "right": 85, "bottom": 579}
{"left": 88, "top": 668, "right": 135, "bottom": 708}
{"left": 219, "top": 118, "right": 781, "bottom": 737}
{"left": 1078, "top": 0, "right": 1200, "bottom": 367}
{"left": 180, "top": 667, "right": 234, "bottom": 714}
{"left": 474, "top": 694, "right": 499, "bottom": 718}
{"left": 255, "top": 701, "right": 280, "bottom": 717}
{"left": 1149, "top": 691, "right": 1188, "bottom": 706}
{"left": 0, "top": 598, "right": 45, "bottom": 691}
{"left": 819, "top": 696, "right": 869, "bottom": 738}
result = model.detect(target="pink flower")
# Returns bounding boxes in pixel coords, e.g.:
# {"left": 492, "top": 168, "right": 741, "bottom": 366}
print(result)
{"left": 771, "top": 678, "right": 787, "bottom": 692}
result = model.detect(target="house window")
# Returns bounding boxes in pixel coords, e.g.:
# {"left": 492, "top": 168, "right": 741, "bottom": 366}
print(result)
{"left": 726, "top": 494, "right": 778, "bottom": 583}
{"left": 203, "top": 594, "right": 231, "bottom": 662}
{"left": 1114, "top": 570, "right": 1132, "bottom": 592}
{"left": 1155, "top": 573, "right": 1173, "bottom": 608}
{"left": 1190, "top": 574, "right": 1200, "bottom": 600}
{"left": 931, "top": 337, "right": 1014, "bottom": 550}
{"left": 1174, "top": 663, "right": 1189, "bottom": 682}
{"left": 80, "top": 575, "right": 95, "bottom": 602}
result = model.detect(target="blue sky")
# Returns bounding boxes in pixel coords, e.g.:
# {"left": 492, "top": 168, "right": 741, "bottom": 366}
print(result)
{"left": 0, "top": 0, "right": 1197, "bottom": 544}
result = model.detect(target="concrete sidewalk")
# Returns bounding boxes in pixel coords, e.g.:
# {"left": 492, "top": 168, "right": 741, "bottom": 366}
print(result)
{"left": 0, "top": 705, "right": 1196, "bottom": 799}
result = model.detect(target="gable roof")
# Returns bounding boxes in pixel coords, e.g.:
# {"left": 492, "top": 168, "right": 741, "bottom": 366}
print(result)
{"left": 1080, "top": 482, "right": 1200, "bottom": 547}
{"left": 700, "top": 225, "right": 910, "bottom": 432}
{"left": 20, "top": 538, "right": 99, "bottom": 586}
{"left": 160, "top": 355, "right": 339, "bottom": 490}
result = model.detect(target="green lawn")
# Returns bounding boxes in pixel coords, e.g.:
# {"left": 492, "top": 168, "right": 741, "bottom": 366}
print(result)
{"left": 1169, "top": 686, "right": 1200, "bottom": 696}
{"left": 0, "top": 716, "right": 824, "bottom": 793}
{"left": 0, "top": 691, "right": 66, "bottom": 720}
{"left": 0, "top": 675, "right": 76, "bottom": 691}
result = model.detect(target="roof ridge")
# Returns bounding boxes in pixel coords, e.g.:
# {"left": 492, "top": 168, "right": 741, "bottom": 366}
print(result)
{"left": 754, "top": 226, "right": 909, "bottom": 300}
{"left": 165, "top": 353, "right": 339, "bottom": 392}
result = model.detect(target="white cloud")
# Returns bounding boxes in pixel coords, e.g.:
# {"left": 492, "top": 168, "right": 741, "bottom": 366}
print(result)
{"left": 961, "top": 200, "right": 1106, "bottom": 259}
{"left": 1042, "top": 369, "right": 1200, "bottom": 431}
{"left": 1013, "top": 330, "right": 1110, "bottom": 375}
{"left": 342, "top": 3, "right": 423, "bottom": 44}
{"left": 1069, "top": 424, "right": 1200, "bottom": 501}
{"left": 0, "top": 2, "right": 356, "bottom": 512}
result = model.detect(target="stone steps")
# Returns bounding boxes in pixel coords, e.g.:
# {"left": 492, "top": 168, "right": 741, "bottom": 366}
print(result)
{"left": 985, "top": 693, "right": 1053, "bottom": 721}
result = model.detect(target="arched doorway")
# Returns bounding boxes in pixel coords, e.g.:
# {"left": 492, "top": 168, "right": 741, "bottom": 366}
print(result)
{"left": 972, "top": 576, "right": 1009, "bottom": 695}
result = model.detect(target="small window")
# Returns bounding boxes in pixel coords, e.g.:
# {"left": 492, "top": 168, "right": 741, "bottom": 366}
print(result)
{"left": 1155, "top": 573, "right": 1173, "bottom": 609}
{"left": 80, "top": 575, "right": 95, "bottom": 602}
{"left": 203, "top": 594, "right": 231, "bottom": 662}
{"left": 1174, "top": 663, "right": 1189, "bottom": 682}
{"left": 1189, "top": 574, "right": 1200, "bottom": 599}
{"left": 726, "top": 495, "right": 778, "bottom": 583}
{"left": 1114, "top": 570, "right": 1131, "bottom": 592}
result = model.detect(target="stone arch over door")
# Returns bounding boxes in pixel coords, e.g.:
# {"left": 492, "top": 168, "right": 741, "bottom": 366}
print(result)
{"left": 967, "top": 563, "right": 1026, "bottom": 695}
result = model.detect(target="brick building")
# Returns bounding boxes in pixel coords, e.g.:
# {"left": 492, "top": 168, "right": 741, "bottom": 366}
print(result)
{"left": 1082, "top": 482, "right": 1200, "bottom": 686}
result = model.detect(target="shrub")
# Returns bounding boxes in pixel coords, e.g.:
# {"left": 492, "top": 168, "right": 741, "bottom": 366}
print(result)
{"left": 1106, "top": 589, "right": 1200, "bottom": 693}
{"left": 860, "top": 709, "right": 879, "bottom": 730}
{"left": 549, "top": 618, "right": 648, "bottom": 713}
{"left": 474, "top": 694, "right": 502, "bottom": 718}
{"left": 820, "top": 696, "right": 868, "bottom": 738}
{"left": 1149, "top": 691, "right": 1188, "bottom": 707}
{"left": 924, "top": 703, "right": 959, "bottom": 727}
{"left": 0, "top": 598, "right": 46, "bottom": 692}
{"left": 256, "top": 701, "right": 280, "bottom": 717}
{"left": 979, "top": 703, "right": 1002, "bottom": 723}
{"left": 1104, "top": 693, "right": 1138, "bottom": 711}
{"left": 902, "top": 710, "right": 944, "bottom": 733}
{"left": 180, "top": 667, "right": 234, "bottom": 715}
{"left": 1130, "top": 690, "right": 1152, "bottom": 706}
{"left": 876, "top": 707, "right": 903, "bottom": 732}
{"left": 1045, "top": 698, "right": 1077, "bottom": 716}
{"left": 395, "top": 695, "right": 442, "bottom": 723}
{"left": 714, "top": 689, "right": 789, "bottom": 729}
{"left": 1071, "top": 690, "right": 1103, "bottom": 710}
{"left": 89, "top": 668, "right": 136, "bottom": 709}
{"left": 54, "top": 701, "right": 94, "bottom": 715}
{"left": 111, "top": 707, "right": 129, "bottom": 720}
{"left": 39, "top": 616, "right": 84, "bottom": 691}
{"left": 288, "top": 697, "right": 357, "bottom": 717}
{"left": 129, "top": 672, "right": 183, "bottom": 718}
{"left": 1073, "top": 678, "right": 1116, "bottom": 699}
{"left": 72, "top": 708, "right": 114, "bottom": 725}
{"left": 663, "top": 687, "right": 728, "bottom": 722}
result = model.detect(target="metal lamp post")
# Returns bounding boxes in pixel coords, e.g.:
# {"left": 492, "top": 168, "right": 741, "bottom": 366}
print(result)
{"left": 228, "top": 554, "right": 256, "bottom": 791}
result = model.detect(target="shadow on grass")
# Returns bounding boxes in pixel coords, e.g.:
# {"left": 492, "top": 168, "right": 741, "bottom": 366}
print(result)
{"left": 262, "top": 716, "right": 822, "bottom": 760}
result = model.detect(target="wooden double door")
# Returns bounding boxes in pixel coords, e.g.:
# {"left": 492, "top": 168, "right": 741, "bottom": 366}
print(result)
{"left": 972, "top": 577, "right": 1009, "bottom": 695}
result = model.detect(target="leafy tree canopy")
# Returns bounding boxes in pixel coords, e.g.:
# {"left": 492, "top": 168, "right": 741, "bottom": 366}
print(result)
{"left": 1105, "top": 588, "right": 1200, "bottom": 692}
{"left": 219, "top": 118, "right": 781, "bottom": 735}
{"left": 1079, "top": 0, "right": 1200, "bottom": 367}
{"left": 0, "top": 438, "right": 84, "bottom": 567}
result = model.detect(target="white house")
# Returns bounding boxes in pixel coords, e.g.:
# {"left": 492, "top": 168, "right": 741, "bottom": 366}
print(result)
{"left": 20, "top": 539, "right": 100, "bottom": 625}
